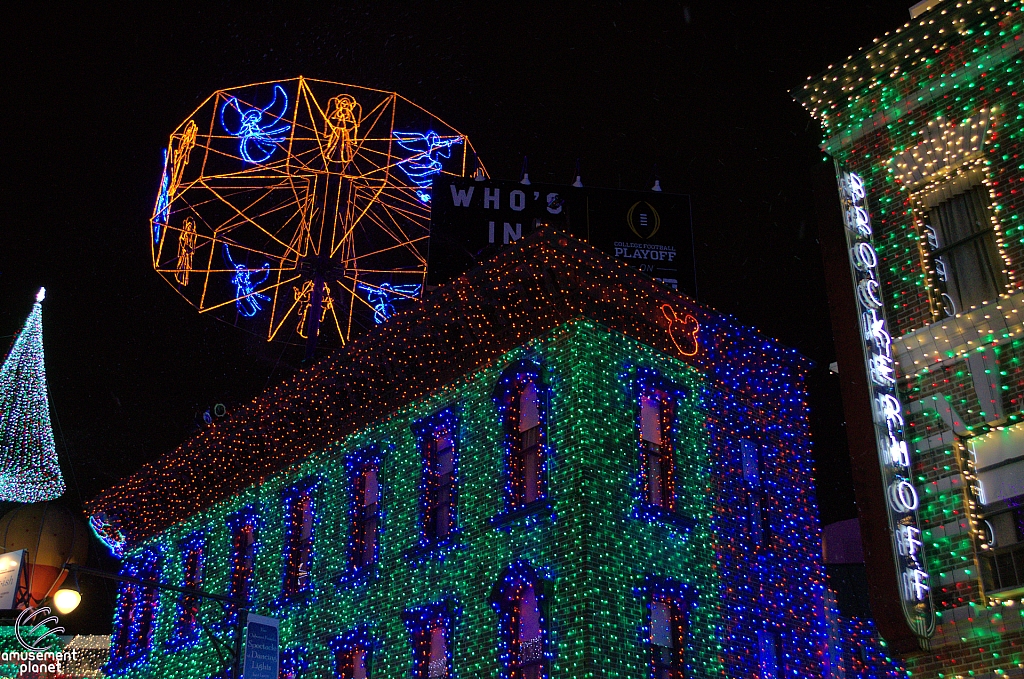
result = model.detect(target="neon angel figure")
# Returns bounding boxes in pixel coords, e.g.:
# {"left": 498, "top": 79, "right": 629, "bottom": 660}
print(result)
{"left": 223, "top": 244, "right": 270, "bottom": 317}
{"left": 221, "top": 84, "right": 292, "bottom": 164}
{"left": 357, "top": 282, "right": 422, "bottom": 324}
{"left": 392, "top": 130, "right": 463, "bottom": 202}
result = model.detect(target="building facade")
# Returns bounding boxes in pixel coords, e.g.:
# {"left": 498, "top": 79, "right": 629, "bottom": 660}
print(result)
{"left": 797, "top": 0, "right": 1024, "bottom": 675}
{"left": 821, "top": 519, "right": 906, "bottom": 679}
{"left": 88, "top": 231, "right": 827, "bottom": 678}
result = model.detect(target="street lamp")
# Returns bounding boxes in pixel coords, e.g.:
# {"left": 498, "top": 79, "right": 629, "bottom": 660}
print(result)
{"left": 52, "top": 570, "right": 81, "bottom": 615}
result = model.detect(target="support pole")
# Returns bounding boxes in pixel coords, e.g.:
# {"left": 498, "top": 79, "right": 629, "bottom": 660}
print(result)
{"left": 304, "top": 273, "right": 324, "bottom": 361}
{"left": 231, "top": 609, "right": 248, "bottom": 679}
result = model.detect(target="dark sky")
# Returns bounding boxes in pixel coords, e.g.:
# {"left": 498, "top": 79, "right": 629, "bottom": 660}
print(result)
{"left": 2, "top": 1, "right": 913, "bottom": 630}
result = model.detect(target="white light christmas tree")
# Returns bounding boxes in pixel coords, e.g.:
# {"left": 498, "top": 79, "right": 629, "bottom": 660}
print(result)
{"left": 0, "top": 288, "right": 66, "bottom": 502}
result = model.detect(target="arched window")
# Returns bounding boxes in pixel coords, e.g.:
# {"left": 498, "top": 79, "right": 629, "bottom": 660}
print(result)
{"left": 650, "top": 596, "right": 687, "bottom": 678}
{"left": 282, "top": 480, "right": 317, "bottom": 596}
{"left": 491, "top": 562, "right": 549, "bottom": 679}
{"left": 638, "top": 390, "right": 676, "bottom": 511}
{"left": 414, "top": 410, "right": 459, "bottom": 544}
{"left": 493, "top": 363, "right": 549, "bottom": 512}
{"left": 332, "top": 627, "right": 374, "bottom": 679}
{"left": 170, "top": 533, "right": 204, "bottom": 649}
{"left": 346, "top": 448, "right": 382, "bottom": 573}
{"left": 403, "top": 602, "right": 455, "bottom": 679}
{"left": 643, "top": 577, "right": 694, "bottom": 679}
{"left": 226, "top": 508, "right": 258, "bottom": 624}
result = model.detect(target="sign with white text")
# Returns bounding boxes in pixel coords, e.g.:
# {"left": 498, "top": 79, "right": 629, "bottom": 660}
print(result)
{"left": 837, "top": 168, "right": 934, "bottom": 639}
{"left": 428, "top": 177, "right": 695, "bottom": 295}
{"left": 0, "top": 550, "right": 25, "bottom": 610}
{"left": 243, "top": 613, "right": 279, "bottom": 679}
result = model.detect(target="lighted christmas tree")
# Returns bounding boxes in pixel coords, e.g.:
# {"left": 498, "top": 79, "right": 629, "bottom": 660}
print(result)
{"left": 0, "top": 288, "right": 65, "bottom": 502}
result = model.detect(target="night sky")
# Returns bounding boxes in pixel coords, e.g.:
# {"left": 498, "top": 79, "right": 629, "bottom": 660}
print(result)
{"left": 3, "top": 1, "right": 913, "bottom": 631}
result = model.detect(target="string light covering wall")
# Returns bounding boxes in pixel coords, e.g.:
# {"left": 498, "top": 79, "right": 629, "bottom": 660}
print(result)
{"left": 92, "top": 230, "right": 825, "bottom": 677}
{"left": 797, "top": 1, "right": 1024, "bottom": 675}
{"left": 0, "top": 288, "right": 66, "bottom": 502}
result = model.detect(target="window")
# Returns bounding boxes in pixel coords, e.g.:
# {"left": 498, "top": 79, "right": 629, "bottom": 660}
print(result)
{"left": 332, "top": 629, "right": 373, "bottom": 679}
{"left": 336, "top": 647, "right": 370, "bottom": 679}
{"left": 758, "top": 630, "right": 779, "bottom": 679}
{"left": 108, "top": 550, "right": 160, "bottom": 670}
{"left": 740, "top": 439, "right": 759, "bottom": 488}
{"left": 280, "top": 647, "right": 308, "bottom": 679}
{"left": 494, "top": 363, "right": 548, "bottom": 512}
{"left": 751, "top": 495, "right": 763, "bottom": 544}
{"left": 649, "top": 596, "right": 687, "bottom": 679}
{"left": 415, "top": 411, "right": 459, "bottom": 544}
{"left": 171, "top": 533, "right": 204, "bottom": 647}
{"left": 925, "top": 184, "right": 1005, "bottom": 314}
{"left": 518, "top": 382, "right": 543, "bottom": 506}
{"left": 426, "top": 626, "right": 449, "bottom": 678}
{"left": 403, "top": 603, "right": 454, "bottom": 679}
{"left": 639, "top": 390, "right": 676, "bottom": 511}
{"left": 980, "top": 495, "right": 1024, "bottom": 592}
{"left": 335, "top": 647, "right": 368, "bottom": 679}
{"left": 491, "top": 562, "right": 548, "bottom": 679}
{"left": 227, "top": 509, "right": 258, "bottom": 623}
{"left": 514, "top": 584, "right": 544, "bottom": 678}
{"left": 742, "top": 440, "right": 770, "bottom": 548}
{"left": 282, "top": 482, "right": 316, "bottom": 597}
{"left": 350, "top": 454, "right": 380, "bottom": 571}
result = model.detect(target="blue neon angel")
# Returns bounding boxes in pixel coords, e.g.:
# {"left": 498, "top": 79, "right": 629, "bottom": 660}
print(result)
{"left": 392, "top": 131, "right": 463, "bottom": 202}
{"left": 357, "top": 282, "right": 422, "bottom": 324}
{"left": 221, "top": 84, "right": 292, "bottom": 164}
{"left": 223, "top": 245, "right": 271, "bottom": 317}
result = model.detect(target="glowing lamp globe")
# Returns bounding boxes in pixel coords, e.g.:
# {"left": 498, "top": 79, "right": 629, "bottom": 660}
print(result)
{"left": 52, "top": 586, "right": 81, "bottom": 615}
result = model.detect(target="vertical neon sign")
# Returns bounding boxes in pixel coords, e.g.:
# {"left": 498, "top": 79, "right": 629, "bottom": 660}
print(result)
{"left": 838, "top": 168, "right": 935, "bottom": 639}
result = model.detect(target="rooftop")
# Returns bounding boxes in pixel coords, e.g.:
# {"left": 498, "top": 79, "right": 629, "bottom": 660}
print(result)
{"left": 87, "top": 228, "right": 805, "bottom": 545}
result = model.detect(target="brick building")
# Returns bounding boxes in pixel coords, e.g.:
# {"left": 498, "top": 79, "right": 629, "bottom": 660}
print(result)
{"left": 88, "top": 230, "right": 827, "bottom": 678}
{"left": 796, "top": 0, "right": 1024, "bottom": 675}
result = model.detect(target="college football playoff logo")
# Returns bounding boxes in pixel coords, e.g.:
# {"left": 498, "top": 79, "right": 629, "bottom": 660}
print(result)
{"left": 627, "top": 201, "right": 661, "bottom": 239}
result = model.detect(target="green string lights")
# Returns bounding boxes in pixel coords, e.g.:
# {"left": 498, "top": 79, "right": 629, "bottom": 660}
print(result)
{"left": 798, "top": 1, "right": 1024, "bottom": 676}
{"left": 96, "top": 230, "right": 824, "bottom": 678}
{"left": 106, "top": 322, "right": 732, "bottom": 678}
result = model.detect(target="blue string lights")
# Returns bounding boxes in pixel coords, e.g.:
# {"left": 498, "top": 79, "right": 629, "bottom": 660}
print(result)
{"left": 330, "top": 627, "right": 374, "bottom": 679}
{"left": 153, "top": 149, "right": 170, "bottom": 244}
{"left": 92, "top": 230, "right": 825, "bottom": 678}
{"left": 106, "top": 550, "right": 161, "bottom": 676}
{"left": 401, "top": 601, "right": 457, "bottom": 679}
{"left": 168, "top": 532, "right": 205, "bottom": 651}
{"left": 490, "top": 561, "right": 550, "bottom": 679}
{"left": 89, "top": 510, "right": 127, "bottom": 558}
{"left": 411, "top": 409, "right": 460, "bottom": 551}
{"left": 279, "top": 479, "right": 319, "bottom": 600}
{"left": 492, "top": 360, "right": 550, "bottom": 514}
{"left": 280, "top": 647, "right": 309, "bottom": 679}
